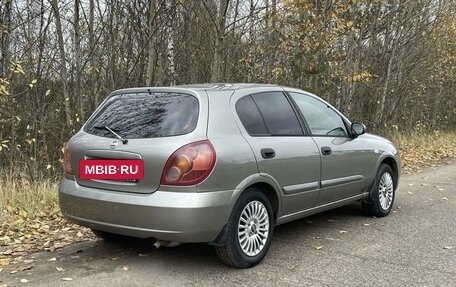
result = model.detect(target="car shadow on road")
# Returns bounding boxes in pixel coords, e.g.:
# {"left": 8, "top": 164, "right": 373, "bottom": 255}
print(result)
{"left": 76, "top": 203, "right": 367, "bottom": 267}
{"left": 274, "top": 202, "right": 367, "bottom": 234}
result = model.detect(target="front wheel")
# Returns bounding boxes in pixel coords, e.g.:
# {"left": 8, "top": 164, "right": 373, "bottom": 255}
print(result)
{"left": 215, "top": 188, "right": 274, "bottom": 268}
{"left": 363, "top": 164, "right": 396, "bottom": 217}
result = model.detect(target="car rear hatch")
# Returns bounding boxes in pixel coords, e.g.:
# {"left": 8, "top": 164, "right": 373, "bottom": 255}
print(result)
{"left": 69, "top": 88, "right": 208, "bottom": 194}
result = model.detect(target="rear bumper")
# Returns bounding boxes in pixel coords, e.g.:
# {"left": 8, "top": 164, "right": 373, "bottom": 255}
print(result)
{"left": 59, "top": 177, "right": 234, "bottom": 243}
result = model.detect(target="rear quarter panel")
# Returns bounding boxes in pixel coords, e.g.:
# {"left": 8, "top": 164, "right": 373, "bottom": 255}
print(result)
{"left": 198, "top": 90, "right": 260, "bottom": 194}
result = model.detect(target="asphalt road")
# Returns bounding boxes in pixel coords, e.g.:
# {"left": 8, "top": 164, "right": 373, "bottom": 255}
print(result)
{"left": 1, "top": 162, "right": 455, "bottom": 286}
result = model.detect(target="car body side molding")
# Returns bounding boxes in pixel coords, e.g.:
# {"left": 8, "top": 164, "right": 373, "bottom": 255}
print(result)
{"left": 320, "top": 175, "right": 364, "bottom": 188}
{"left": 282, "top": 181, "right": 320, "bottom": 195}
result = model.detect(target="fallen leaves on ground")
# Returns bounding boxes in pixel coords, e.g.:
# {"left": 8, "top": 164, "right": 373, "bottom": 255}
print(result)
{"left": 0, "top": 204, "right": 95, "bottom": 266}
{"left": 395, "top": 132, "right": 456, "bottom": 174}
{"left": 0, "top": 258, "right": 10, "bottom": 267}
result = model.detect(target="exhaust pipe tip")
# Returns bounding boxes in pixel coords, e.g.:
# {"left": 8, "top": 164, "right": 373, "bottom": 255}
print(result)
{"left": 153, "top": 240, "right": 181, "bottom": 248}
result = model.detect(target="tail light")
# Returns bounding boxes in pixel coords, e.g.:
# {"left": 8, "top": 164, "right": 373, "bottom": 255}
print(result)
{"left": 63, "top": 142, "right": 73, "bottom": 174}
{"left": 161, "top": 140, "right": 216, "bottom": 186}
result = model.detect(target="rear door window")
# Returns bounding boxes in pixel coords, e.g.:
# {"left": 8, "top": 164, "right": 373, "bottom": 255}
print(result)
{"left": 84, "top": 92, "right": 199, "bottom": 138}
{"left": 235, "top": 92, "right": 303, "bottom": 136}
{"left": 251, "top": 92, "right": 303, "bottom": 136}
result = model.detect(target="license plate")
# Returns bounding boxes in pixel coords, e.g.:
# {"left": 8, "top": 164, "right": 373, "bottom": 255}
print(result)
{"left": 79, "top": 159, "right": 144, "bottom": 180}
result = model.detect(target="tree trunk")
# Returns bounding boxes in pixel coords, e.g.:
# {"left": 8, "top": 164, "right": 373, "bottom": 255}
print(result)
{"left": 89, "top": 0, "right": 98, "bottom": 108}
{"left": 211, "top": 0, "right": 229, "bottom": 83}
{"left": 377, "top": 3, "right": 402, "bottom": 128}
{"left": 0, "top": 0, "right": 12, "bottom": 76}
{"left": 74, "top": 0, "right": 83, "bottom": 121}
{"left": 166, "top": 2, "right": 176, "bottom": 85}
{"left": 50, "top": 0, "right": 72, "bottom": 127}
{"left": 36, "top": 0, "right": 51, "bottom": 78}
{"left": 146, "top": 0, "right": 157, "bottom": 86}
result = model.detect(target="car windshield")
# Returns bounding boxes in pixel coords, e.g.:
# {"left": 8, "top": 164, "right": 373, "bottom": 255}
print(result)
{"left": 84, "top": 92, "right": 199, "bottom": 138}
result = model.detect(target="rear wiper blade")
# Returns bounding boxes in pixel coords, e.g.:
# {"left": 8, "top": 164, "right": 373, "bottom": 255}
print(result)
{"left": 93, "top": 125, "right": 128, "bottom": 144}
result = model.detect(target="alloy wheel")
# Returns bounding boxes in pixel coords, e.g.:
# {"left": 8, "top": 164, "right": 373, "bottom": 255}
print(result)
{"left": 237, "top": 200, "right": 270, "bottom": 257}
{"left": 378, "top": 172, "right": 394, "bottom": 210}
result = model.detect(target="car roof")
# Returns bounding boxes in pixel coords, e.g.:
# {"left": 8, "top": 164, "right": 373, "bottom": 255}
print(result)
{"left": 174, "top": 83, "right": 280, "bottom": 91}
{"left": 111, "top": 83, "right": 316, "bottom": 101}
{"left": 111, "top": 83, "right": 284, "bottom": 97}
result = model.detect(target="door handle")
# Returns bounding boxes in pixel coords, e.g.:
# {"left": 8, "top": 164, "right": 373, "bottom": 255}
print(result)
{"left": 261, "top": 148, "right": 276, "bottom": 159}
{"left": 321, "top": 146, "right": 332, "bottom": 156}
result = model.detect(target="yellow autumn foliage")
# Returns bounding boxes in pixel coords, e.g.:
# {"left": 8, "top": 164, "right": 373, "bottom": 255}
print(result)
{"left": 344, "top": 71, "right": 374, "bottom": 83}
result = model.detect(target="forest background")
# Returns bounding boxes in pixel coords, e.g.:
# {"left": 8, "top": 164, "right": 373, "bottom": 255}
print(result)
{"left": 0, "top": 0, "right": 455, "bottom": 219}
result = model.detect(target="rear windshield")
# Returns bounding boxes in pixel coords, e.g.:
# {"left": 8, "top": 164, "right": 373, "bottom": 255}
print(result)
{"left": 84, "top": 92, "right": 199, "bottom": 138}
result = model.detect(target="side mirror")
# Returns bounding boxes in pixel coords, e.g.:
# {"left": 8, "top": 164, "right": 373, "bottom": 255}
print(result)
{"left": 351, "top": 123, "right": 366, "bottom": 136}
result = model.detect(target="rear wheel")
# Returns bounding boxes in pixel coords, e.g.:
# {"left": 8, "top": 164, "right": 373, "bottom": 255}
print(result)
{"left": 363, "top": 164, "right": 396, "bottom": 217}
{"left": 215, "top": 188, "right": 274, "bottom": 268}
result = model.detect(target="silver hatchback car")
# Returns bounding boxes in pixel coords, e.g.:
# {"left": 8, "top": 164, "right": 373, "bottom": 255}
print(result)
{"left": 60, "top": 84, "right": 400, "bottom": 268}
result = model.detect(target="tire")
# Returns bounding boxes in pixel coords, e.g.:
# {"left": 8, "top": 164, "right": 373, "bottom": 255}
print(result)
{"left": 91, "top": 229, "right": 126, "bottom": 242}
{"left": 362, "top": 164, "right": 396, "bottom": 217}
{"left": 215, "top": 188, "right": 275, "bottom": 268}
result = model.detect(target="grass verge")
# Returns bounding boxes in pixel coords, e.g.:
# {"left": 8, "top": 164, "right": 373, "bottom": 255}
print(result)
{"left": 0, "top": 177, "right": 58, "bottom": 218}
